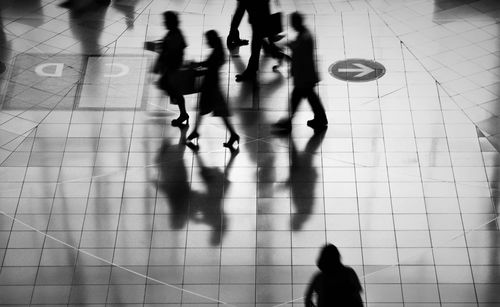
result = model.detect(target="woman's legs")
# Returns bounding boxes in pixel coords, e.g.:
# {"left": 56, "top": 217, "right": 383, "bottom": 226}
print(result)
{"left": 185, "top": 113, "right": 201, "bottom": 150}
{"left": 192, "top": 112, "right": 202, "bottom": 134}
{"left": 171, "top": 94, "right": 189, "bottom": 126}
{"left": 176, "top": 95, "right": 187, "bottom": 116}
{"left": 222, "top": 116, "right": 239, "bottom": 150}
{"left": 222, "top": 116, "right": 236, "bottom": 136}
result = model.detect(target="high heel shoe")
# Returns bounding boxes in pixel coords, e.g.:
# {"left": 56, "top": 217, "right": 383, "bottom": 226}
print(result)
{"left": 171, "top": 114, "right": 189, "bottom": 127}
{"left": 223, "top": 133, "right": 240, "bottom": 151}
{"left": 185, "top": 130, "right": 199, "bottom": 151}
{"left": 187, "top": 131, "right": 199, "bottom": 141}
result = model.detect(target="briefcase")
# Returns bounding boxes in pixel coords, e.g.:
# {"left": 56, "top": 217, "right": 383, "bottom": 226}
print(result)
{"left": 144, "top": 40, "right": 162, "bottom": 53}
{"left": 268, "top": 12, "right": 283, "bottom": 38}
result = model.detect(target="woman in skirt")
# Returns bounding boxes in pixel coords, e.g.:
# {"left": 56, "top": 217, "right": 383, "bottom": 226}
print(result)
{"left": 186, "top": 30, "right": 240, "bottom": 151}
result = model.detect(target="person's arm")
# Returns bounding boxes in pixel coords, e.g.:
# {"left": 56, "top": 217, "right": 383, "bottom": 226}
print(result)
{"left": 199, "top": 50, "right": 223, "bottom": 69}
{"left": 286, "top": 30, "right": 303, "bottom": 50}
{"left": 197, "top": 53, "right": 212, "bottom": 69}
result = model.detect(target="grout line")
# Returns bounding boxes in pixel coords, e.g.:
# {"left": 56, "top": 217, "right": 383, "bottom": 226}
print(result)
{"left": 0, "top": 209, "right": 238, "bottom": 307}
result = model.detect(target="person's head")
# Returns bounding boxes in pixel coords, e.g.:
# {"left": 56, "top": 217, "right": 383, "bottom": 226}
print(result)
{"left": 163, "top": 11, "right": 179, "bottom": 30}
{"left": 290, "top": 11, "right": 305, "bottom": 31}
{"left": 205, "top": 29, "right": 221, "bottom": 49}
{"left": 317, "top": 244, "right": 342, "bottom": 272}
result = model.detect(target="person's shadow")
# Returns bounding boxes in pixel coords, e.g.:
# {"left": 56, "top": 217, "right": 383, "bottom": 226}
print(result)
{"left": 189, "top": 151, "right": 238, "bottom": 246}
{"left": 68, "top": 2, "right": 109, "bottom": 55}
{"left": 156, "top": 128, "right": 191, "bottom": 230}
{"left": 289, "top": 130, "right": 326, "bottom": 231}
{"left": 112, "top": 0, "right": 137, "bottom": 28}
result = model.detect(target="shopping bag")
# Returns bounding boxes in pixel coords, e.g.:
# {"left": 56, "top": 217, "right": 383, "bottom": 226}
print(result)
{"left": 144, "top": 39, "right": 163, "bottom": 53}
{"left": 159, "top": 66, "right": 204, "bottom": 95}
{"left": 267, "top": 12, "right": 283, "bottom": 38}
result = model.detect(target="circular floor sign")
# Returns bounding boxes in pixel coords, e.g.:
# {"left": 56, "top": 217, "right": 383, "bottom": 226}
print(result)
{"left": 329, "top": 58, "right": 385, "bottom": 82}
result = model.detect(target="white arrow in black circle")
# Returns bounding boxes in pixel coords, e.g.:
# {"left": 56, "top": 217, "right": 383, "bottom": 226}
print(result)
{"left": 338, "top": 63, "right": 375, "bottom": 78}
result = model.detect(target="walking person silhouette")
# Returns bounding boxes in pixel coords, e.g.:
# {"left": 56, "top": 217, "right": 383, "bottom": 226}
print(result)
{"left": 274, "top": 12, "right": 327, "bottom": 132}
{"left": 305, "top": 244, "right": 364, "bottom": 307}
{"left": 156, "top": 11, "right": 189, "bottom": 127}
{"left": 233, "top": 0, "right": 271, "bottom": 82}
{"left": 185, "top": 30, "right": 240, "bottom": 151}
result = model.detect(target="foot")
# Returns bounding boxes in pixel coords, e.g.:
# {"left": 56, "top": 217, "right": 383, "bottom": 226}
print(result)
{"left": 227, "top": 37, "right": 249, "bottom": 50}
{"left": 185, "top": 130, "right": 199, "bottom": 151}
{"left": 223, "top": 133, "right": 240, "bottom": 151}
{"left": 234, "top": 38, "right": 249, "bottom": 47}
{"left": 307, "top": 118, "right": 328, "bottom": 131}
{"left": 235, "top": 71, "right": 256, "bottom": 83}
{"left": 171, "top": 114, "right": 189, "bottom": 127}
{"left": 187, "top": 130, "right": 199, "bottom": 141}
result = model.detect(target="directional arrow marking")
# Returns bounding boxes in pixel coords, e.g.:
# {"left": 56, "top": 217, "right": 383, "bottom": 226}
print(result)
{"left": 338, "top": 63, "right": 375, "bottom": 78}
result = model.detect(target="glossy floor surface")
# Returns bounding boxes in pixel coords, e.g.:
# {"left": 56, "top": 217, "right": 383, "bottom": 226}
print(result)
{"left": 0, "top": 0, "right": 499, "bottom": 306}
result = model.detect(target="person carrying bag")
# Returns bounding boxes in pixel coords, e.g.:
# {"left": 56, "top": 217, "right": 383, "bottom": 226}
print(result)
{"left": 155, "top": 11, "right": 190, "bottom": 127}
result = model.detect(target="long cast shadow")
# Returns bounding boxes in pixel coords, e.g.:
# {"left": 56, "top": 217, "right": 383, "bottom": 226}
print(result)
{"left": 68, "top": 2, "right": 109, "bottom": 55}
{"left": 157, "top": 128, "right": 190, "bottom": 230}
{"left": 290, "top": 130, "right": 326, "bottom": 231}
{"left": 189, "top": 151, "right": 238, "bottom": 246}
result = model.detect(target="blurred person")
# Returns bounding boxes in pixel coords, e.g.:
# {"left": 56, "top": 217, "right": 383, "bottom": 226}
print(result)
{"left": 156, "top": 11, "right": 189, "bottom": 127}
{"left": 274, "top": 12, "right": 327, "bottom": 132}
{"left": 305, "top": 244, "right": 364, "bottom": 307}
{"left": 228, "top": 0, "right": 288, "bottom": 81}
{"left": 233, "top": 0, "right": 270, "bottom": 82}
{"left": 185, "top": 30, "right": 239, "bottom": 151}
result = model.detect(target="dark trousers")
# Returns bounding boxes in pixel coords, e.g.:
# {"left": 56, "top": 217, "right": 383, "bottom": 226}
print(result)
{"left": 291, "top": 86, "right": 327, "bottom": 121}
{"left": 229, "top": 1, "right": 246, "bottom": 39}
{"left": 246, "top": 25, "right": 265, "bottom": 73}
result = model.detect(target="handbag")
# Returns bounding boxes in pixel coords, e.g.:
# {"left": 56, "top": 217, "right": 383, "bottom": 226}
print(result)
{"left": 158, "top": 65, "right": 204, "bottom": 95}
{"left": 144, "top": 39, "right": 163, "bottom": 53}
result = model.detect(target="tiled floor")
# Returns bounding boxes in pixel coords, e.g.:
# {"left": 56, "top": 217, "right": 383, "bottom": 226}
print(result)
{"left": 0, "top": 0, "right": 499, "bottom": 306}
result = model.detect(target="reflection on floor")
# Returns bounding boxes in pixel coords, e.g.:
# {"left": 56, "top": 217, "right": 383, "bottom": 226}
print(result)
{"left": 0, "top": 0, "right": 499, "bottom": 306}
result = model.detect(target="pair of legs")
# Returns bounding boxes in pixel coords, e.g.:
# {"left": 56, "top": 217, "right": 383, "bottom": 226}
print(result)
{"left": 276, "top": 85, "right": 328, "bottom": 130}
{"left": 170, "top": 93, "right": 188, "bottom": 126}
{"left": 237, "top": 24, "right": 286, "bottom": 81}
{"left": 187, "top": 114, "right": 240, "bottom": 150}
{"left": 235, "top": 24, "right": 264, "bottom": 81}
{"left": 164, "top": 73, "right": 188, "bottom": 126}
